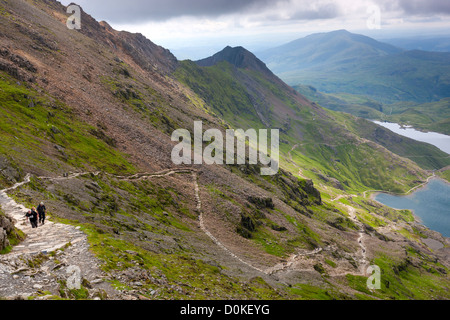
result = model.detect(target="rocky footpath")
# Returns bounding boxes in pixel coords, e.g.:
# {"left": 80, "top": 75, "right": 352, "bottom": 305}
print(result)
{"left": 0, "top": 187, "right": 121, "bottom": 300}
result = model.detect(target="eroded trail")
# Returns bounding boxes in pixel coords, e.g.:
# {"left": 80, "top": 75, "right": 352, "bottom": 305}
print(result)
{"left": 191, "top": 171, "right": 267, "bottom": 274}
{"left": 342, "top": 203, "right": 369, "bottom": 275}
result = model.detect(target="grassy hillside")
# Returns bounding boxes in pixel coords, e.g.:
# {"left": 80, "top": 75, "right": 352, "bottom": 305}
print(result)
{"left": 295, "top": 84, "right": 450, "bottom": 136}
{"left": 175, "top": 56, "right": 437, "bottom": 192}
{"left": 294, "top": 84, "right": 384, "bottom": 119}
{"left": 280, "top": 50, "right": 450, "bottom": 104}
{"left": 0, "top": 72, "right": 136, "bottom": 186}
{"left": 386, "top": 99, "right": 450, "bottom": 135}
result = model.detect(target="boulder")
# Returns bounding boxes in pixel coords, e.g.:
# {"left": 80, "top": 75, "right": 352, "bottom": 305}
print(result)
{"left": 0, "top": 228, "right": 9, "bottom": 251}
{"left": 0, "top": 213, "right": 15, "bottom": 251}
{"left": 0, "top": 155, "right": 22, "bottom": 185}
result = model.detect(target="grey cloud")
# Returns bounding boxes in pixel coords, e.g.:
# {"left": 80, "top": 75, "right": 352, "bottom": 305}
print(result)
{"left": 63, "top": 0, "right": 450, "bottom": 26}
{"left": 289, "top": 3, "right": 340, "bottom": 20}
{"left": 68, "top": 0, "right": 288, "bottom": 23}
{"left": 245, "top": 1, "right": 340, "bottom": 24}
{"left": 379, "top": 0, "right": 450, "bottom": 15}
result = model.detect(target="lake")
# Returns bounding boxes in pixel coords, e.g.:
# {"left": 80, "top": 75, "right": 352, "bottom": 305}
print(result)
{"left": 372, "top": 121, "right": 450, "bottom": 154}
{"left": 375, "top": 178, "right": 450, "bottom": 237}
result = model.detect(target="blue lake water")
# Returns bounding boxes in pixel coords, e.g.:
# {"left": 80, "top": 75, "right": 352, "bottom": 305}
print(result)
{"left": 375, "top": 179, "right": 450, "bottom": 237}
{"left": 372, "top": 121, "right": 450, "bottom": 154}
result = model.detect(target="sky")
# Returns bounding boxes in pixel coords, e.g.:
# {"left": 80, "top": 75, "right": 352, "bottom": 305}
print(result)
{"left": 60, "top": 0, "right": 450, "bottom": 60}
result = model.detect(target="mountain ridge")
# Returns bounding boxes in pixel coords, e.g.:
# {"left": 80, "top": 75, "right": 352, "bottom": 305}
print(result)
{"left": 258, "top": 30, "right": 450, "bottom": 104}
{"left": 257, "top": 29, "right": 402, "bottom": 73}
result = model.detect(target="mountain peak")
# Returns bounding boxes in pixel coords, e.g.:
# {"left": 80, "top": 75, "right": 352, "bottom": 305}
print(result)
{"left": 329, "top": 29, "right": 351, "bottom": 34}
{"left": 196, "top": 46, "right": 273, "bottom": 76}
{"left": 258, "top": 30, "right": 402, "bottom": 75}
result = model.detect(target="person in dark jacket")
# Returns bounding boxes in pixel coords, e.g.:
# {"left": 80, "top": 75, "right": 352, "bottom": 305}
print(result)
{"left": 25, "top": 210, "right": 31, "bottom": 224}
{"left": 37, "top": 202, "right": 46, "bottom": 225}
{"left": 26, "top": 208, "right": 39, "bottom": 228}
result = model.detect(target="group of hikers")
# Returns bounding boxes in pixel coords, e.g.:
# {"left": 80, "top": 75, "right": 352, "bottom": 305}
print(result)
{"left": 25, "top": 202, "right": 46, "bottom": 228}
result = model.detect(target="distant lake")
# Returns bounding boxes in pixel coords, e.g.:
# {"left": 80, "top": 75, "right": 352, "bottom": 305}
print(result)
{"left": 375, "top": 179, "right": 450, "bottom": 237}
{"left": 373, "top": 121, "right": 450, "bottom": 154}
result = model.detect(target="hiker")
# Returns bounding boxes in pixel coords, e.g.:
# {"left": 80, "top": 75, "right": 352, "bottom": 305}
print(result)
{"left": 37, "top": 202, "right": 46, "bottom": 225}
{"left": 25, "top": 210, "right": 31, "bottom": 224}
{"left": 26, "top": 208, "right": 39, "bottom": 228}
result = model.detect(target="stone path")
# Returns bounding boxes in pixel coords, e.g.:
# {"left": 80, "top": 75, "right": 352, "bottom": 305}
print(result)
{"left": 0, "top": 192, "right": 85, "bottom": 257}
{"left": 0, "top": 175, "right": 120, "bottom": 300}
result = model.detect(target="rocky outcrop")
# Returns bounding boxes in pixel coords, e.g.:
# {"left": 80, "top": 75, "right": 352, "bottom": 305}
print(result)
{"left": 0, "top": 213, "right": 14, "bottom": 252}
{"left": 274, "top": 170, "right": 322, "bottom": 206}
{"left": 247, "top": 195, "right": 274, "bottom": 209}
{"left": 0, "top": 156, "right": 22, "bottom": 187}
{"left": 0, "top": 47, "right": 37, "bottom": 82}
{"left": 70, "top": 6, "right": 178, "bottom": 75}
{"left": 303, "top": 179, "right": 322, "bottom": 204}
{"left": 317, "top": 173, "right": 344, "bottom": 190}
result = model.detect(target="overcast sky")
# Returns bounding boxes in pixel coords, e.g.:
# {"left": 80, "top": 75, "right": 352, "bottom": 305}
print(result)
{"left": 60, "top": 0, "right": 450, "bottom": 59}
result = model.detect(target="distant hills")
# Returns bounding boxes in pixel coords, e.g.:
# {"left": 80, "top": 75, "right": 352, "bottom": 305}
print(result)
{"left": 295, "top": 84, "right": 450, "bottom": 135}
{"left": 257, "top": 30, "right": 450, "bottom": 104}
{"left": 258, "top": 30, "right": 401, "bottom": 73}
{"left": 380, "top": 36, "right": 450, "bottom": 52}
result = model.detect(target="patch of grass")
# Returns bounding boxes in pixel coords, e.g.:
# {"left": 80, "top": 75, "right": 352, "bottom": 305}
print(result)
{"left": 78, "top": 223, "right": 286, "bottom": 299}
{"left": 346, "top": 251, "right": 450, "bottom": 299}
{"left": 325, "top": 259, "right": 337, "bottom": 268}
{"left": 0, "top": 72, "right": 136, "bottom": 178}
{"left": 288, "top": 283, "right": 344, "bottom": 300}
{"left": 437, "top": 169, "right": 450, "bottom": 183}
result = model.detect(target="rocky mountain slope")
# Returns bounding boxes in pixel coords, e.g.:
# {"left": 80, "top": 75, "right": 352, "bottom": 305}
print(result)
{"left": 0, "top": 0, "right": 449, "bottom": 300}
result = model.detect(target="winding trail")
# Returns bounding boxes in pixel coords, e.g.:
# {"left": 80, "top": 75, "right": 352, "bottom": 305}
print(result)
{"left": 0, "top": 169, "right": 269, "bottom": 276}
{"left": 267, "top": 196, "right": 371, "bottom": 277}
{"left": 191, "top": 171, "right": 267, "bottom": 274}
{"left": 341, "top": 203, "right": 369, "bottom": 275}
{"left": 1, "top": 167, "right": 377, "bottom": 289}
{"left": 287, "top": 144, "right": 308, "bottom": 179}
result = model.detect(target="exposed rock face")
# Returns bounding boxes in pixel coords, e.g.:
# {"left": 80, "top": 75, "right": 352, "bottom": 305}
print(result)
{"left": 275, "top": 171, "right": 322, "bottom": 206}
{"left": 317, "top": 173, "right": 344, "bottom": 190}
{"left": 0, "top": 156, "right": 22, "bottom": 187}
{"left": 303, "top": 179, "right": 322, "bottom": 204}
{"left": 0, "top": 214, "right": 14, "bottom": 251}
{"left": 247, "top": 195, "right": 274, "bottom": 209}
{"left": 0, "top": 228, "right": 8, "bottom": 251}
{"left": 74, "top": 8, "right": 178, "bottom": 75}
{"left": 0, "top": 47, "right": 37, "bottom": 82}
